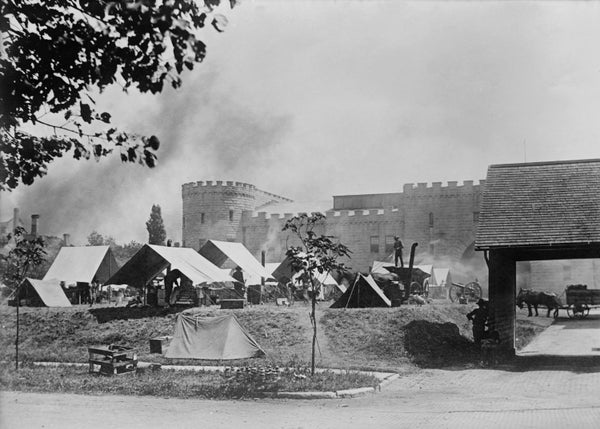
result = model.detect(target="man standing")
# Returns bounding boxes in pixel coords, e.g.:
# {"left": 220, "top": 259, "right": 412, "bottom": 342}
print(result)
{"left": 394, "top": 236, "right": 404, "bottom": 268}
{"left": 232, "top": 266, "right": 246, "bottom": 300}
{"left": 467, "top": 299, "right": 489, "bottom": 346}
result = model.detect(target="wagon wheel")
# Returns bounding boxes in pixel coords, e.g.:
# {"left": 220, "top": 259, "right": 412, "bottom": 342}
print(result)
{"left": 449, "top": 285, "right": 462, "bottom": 303}
{"left": 464, "top": 282, "right": 482, "bottom": 302}
{"left": 567, "top": 303, "right": 590, "bottom": 319}
{"left": 410, "top": 282, "right": 422, "bottom": 295}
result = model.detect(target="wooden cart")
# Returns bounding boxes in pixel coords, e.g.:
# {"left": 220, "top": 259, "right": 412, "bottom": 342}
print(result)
{"left": 88, "top": 345, "right": 137, "bottom": 376}
{"left": 565, "top": 285, "right": 600, "bottom": 319}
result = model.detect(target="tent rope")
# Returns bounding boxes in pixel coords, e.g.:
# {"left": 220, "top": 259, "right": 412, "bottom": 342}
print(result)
{"left": 345, "top": 274, "right": 359, "bottom": 309}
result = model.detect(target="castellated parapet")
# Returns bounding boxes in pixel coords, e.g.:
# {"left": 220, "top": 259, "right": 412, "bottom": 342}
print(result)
{"left": 182, "top": 179, "right": 486, "bottom": 274}
{"left": 182, "top": 180, "right": 292, "bottom": 249}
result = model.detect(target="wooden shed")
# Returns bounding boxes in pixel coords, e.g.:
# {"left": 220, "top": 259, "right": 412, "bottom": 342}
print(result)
{"left": 475, "top": 159, "right": 600, "bottom": 355}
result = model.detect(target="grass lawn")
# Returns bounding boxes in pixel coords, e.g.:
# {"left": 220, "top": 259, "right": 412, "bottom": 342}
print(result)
{"left": 0, "top": 301, "right": 552, "bottom": 398}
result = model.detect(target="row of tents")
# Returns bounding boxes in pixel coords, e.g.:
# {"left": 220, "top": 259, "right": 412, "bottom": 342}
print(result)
{"left": 13, "top": 239, "right": 453, "bottom": 309}
{"left": 12, "top": 240, "right": 347, "bottom": 308}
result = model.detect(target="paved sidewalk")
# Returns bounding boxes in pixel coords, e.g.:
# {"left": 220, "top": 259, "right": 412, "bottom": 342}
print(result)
{"left": 2, "top": 367, "right": 600, "bottom": 429}
{"left": 519, "top": 310, "right": 600, "bottom": 356}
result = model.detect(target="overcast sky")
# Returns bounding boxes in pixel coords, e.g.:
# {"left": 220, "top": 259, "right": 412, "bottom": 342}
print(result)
{"left": 2, "top": 1, "right": 600, "bottom": 244}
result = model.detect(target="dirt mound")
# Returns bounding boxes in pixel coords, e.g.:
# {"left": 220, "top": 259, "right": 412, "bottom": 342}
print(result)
{"left": 404, "top": 320, "right": 477, "bottom": 367}
{"left": 320, "top": 304, "right": 476, "bottom": 369}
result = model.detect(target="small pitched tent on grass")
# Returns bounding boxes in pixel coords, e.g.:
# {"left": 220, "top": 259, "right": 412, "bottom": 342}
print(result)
{"left": 44, "top": 245, "right": 118, "bottom": 285}
{"left": 165, "top": 312, "right": 265, "bottom": 360}
{"left": 330, "top": 273, "right": 392, "bottom": 308}
{"left": 13, "top": 278, "right": 71, "bottom": 307}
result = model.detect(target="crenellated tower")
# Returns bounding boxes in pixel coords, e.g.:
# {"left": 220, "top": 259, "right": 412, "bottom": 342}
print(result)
{"left": 181, "top": 180, "right": 292, "bottom": 249}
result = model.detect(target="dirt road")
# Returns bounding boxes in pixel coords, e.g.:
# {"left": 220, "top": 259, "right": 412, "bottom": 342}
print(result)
{"left": 2, "top": 367, "right": 600, "bottom": 429}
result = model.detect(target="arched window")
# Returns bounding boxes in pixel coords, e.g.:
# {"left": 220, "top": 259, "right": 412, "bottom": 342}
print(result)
{"left": 428, "top": 212, "right": 434, "bottom": 227}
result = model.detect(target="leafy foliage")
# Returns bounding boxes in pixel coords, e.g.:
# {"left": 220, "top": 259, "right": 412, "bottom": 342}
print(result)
{"left": 283, "top": 213, "right": 351, "bottom": 283}
{"left": 0, "top": 0, "right": 237, "bottom": 191}
{"left": 87, "top": 230, "right": 142, "bottom": 265}
{"left": 282, "top": 213, "right": 351, "bottom": 374}
{"left": 0, "top": 226, "right": 47, "bottom": 291}
{"left": 87, "top": 230, "right": 113, "bottom": 246}
{"left": 146, "top": 204, "right": 166, "bottom": 245}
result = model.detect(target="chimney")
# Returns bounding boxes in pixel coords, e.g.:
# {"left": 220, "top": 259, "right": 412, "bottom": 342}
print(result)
{"left": 63, "top": 233, "right": 70, "bottom": 246}
{"left": 31, "top": 214, "right": 40, "bottom": 237}
{"left": 13, "top": 208, "right": 19, "bottom": 232}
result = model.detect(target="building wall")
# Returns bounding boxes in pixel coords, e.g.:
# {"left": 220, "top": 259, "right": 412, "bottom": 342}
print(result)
{"left": 183, "top": 179, "right": 486, "bottom": 274}
{"left": 526, "top": 260, "right": 600, "bottom": 295}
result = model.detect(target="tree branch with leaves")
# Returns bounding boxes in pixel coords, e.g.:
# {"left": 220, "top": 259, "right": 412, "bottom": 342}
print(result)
{"left": 282, "top": 213, "right": 351, "bottom": 374}
{"left": 0, "top": 0, "right": 237, "bottom": 191}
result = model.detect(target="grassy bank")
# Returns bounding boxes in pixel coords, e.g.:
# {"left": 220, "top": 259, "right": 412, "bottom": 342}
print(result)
{"left": 0, "top": 302, "right": 550, "bottom": 371}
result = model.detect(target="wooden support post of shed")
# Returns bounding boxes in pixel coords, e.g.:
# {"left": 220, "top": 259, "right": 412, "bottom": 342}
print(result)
{"left": 488, "top": 250, "right": 516, "bottom": 357}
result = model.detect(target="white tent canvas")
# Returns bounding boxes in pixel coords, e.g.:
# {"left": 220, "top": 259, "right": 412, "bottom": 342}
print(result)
{"left": 18, "top": 278, "right": 72, "bottom": 307}
{"left": 105, "top": 244, "right": 234, "bottom": 287}
{"left": 44, "top": 246, "right": 118, "bottom": 285}
{"left": 431, "top": 268, "right": 451, "bottom": 287}
{"left": 199, "top": 240, "right": 273, "bottom": 284}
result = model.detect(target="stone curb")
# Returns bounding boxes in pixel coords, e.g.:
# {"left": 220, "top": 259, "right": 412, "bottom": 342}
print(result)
{"left": 378, "top": 372, "right": 400, "bottom": 389}
{"left": 275, "top": 391, "right": 338, "bottom": 399}
{"left": 336, "top": 387, "right": 375, "bottom": 398}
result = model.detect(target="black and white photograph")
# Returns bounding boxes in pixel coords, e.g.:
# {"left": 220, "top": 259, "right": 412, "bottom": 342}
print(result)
{"left": 1, "top": 1, "right": 599, "bottom": 428}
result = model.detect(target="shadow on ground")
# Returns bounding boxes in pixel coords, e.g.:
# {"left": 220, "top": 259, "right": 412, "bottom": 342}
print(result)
{"left": 89, "top": 306, "right": 183, "bottom": 323}
{"left": 404, "top": 320, "right": 479, "bottom": 368}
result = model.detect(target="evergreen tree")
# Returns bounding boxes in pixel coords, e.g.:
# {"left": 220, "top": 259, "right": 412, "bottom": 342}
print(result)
{"left": 146, "top": 205, "right": 167, "bottom": 245}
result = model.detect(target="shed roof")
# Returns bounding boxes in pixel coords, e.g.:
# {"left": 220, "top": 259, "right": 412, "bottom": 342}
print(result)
{"left": 475, "top": 159, "right": 600, "bottom": 250}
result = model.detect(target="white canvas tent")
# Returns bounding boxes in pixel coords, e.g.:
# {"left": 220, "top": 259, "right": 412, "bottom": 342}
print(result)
{"left": 271, "top": 256, "right": 346, "bottom": 300}
{"left": 15, "top": 278, "right": 72, "bottom": 307}
{"left": 431, "top": 268, "right": 451, "bottom": 286}
{"left": 105, "top": 244, "right": 234, "bottom": 288}
{"left": 244, "top": 262, "right": 280, "bottom": 286}
{"left": 198, "top": 240, "right": 273, "bottom": 284}
{"left": 43, "top": 246, "right": 118, "bottom": 285}
{"left": 330, "top": 274, "right": 391, "bottom": 308}
{"left": 291, "top": 270, "right": 343, "bottom": 300}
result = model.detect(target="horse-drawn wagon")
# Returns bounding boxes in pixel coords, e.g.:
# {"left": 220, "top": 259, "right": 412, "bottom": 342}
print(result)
{"left": 516, "top": 285, "right": 600, "bottom": 319}
{"left": 564, "top": 284, "right": 600, "bottom": 319}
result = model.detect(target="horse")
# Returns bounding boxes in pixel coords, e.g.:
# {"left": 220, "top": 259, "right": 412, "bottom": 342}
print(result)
{"left": 516, "top": 288, "right": 561, "bottom": 317}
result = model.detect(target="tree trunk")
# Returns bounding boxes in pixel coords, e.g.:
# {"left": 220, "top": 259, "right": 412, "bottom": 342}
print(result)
{"left": 15, "top": 285, "right": 20, "bottom": 371}
{"left": 311, "top": 290, "right": 317, "bottom": 375}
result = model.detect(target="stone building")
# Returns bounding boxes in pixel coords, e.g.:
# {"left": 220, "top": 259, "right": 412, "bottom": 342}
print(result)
{"left": 181, "top": 179, "right": 487, "bottom": 279}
